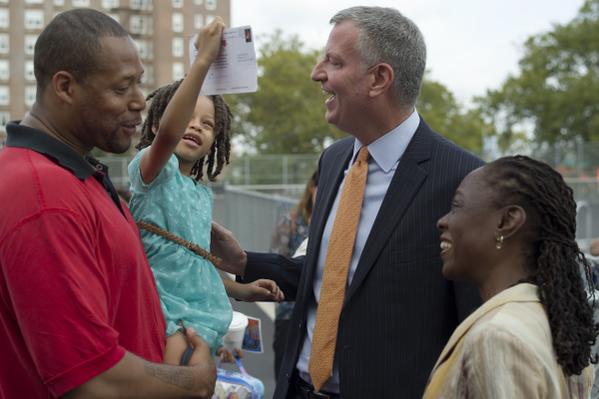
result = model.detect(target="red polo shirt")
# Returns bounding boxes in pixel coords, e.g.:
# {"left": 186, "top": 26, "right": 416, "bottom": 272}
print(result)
{"left": 0, "top": 122, "right": 166, "bottom": 398}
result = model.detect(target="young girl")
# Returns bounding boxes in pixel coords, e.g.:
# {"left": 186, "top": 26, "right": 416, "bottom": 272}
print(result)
{"left": 128, "top": 18, "right": 283, "bottom": 364}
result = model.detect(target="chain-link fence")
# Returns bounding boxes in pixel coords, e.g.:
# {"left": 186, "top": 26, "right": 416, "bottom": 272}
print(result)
{"left": 98, "top": 149, "right": 599, "bottom": 241}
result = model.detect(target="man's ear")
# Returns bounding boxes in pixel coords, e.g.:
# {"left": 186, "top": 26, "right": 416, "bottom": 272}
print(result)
{"left": 51, "top": 71, "right": 77, "bottom": 105}
{"left": 368, "top": 63, "right": 394, "bottom": 98}
{"left": 496, "top": 205, "right": 527, "bottom": 240}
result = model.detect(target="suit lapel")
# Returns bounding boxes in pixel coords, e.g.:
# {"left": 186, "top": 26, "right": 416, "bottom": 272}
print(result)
{"left": 345, "top": 122, "right": 433, "bottom": 303}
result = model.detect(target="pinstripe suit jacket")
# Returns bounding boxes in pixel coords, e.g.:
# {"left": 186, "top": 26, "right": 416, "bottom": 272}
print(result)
{"left": 242, "top": 118, "right": 484, "bottom": 398}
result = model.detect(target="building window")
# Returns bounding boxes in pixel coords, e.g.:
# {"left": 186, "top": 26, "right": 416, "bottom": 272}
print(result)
{"left": 25, "top": 61, "right": 35, "bottom": 82}
{"left": 0, "top": 86, "right": 9, "bottom": 106}
{"left": 172, "top": 0, "right": 183, "bottom": 8}
{"left": 102, "top": 0, "right": 119, "bottom": 9}
{"left": 25, "top": 86, "right": 36, "bottom": 107}
{"left": 205, "top": 0, "right": 216, "bottom": 10}
{"left": 194, "top": 0, "right": 203, "bottom": 5}
{"left": 135, "top": 39, "right": 153, "bottom": 60}
{"left": 130, "top": 0, "right": 152, "bottom": 11}
{"left": 25, "top": 10, "right": 44, "bottom": 30}
{"left": 172, "top": 13, "right": 183, "bottom": 33}
{"left": 72, "top": 0, "right": 90, "bottom": 6}
{"left": 194, "top": 14, "right": 203, "bottom": 29}
{"left": 172, "top": 37, "right": 184, "bottom": 58}
{"left": 26, "top": 0, "right": 44, "bottom": 3}
{"left": 53, "top": 0, "right": 65, "bottom": 5}
{"left": 0, "top": 9, "right": 9, "bottom": 29}
{"left": 205, "top": 15, "right": 215, "bottom": 24}
{"left": 25, "top": 35, "right": 37, "bottom": 55}
{"left": 143, "top": 64, "right": 154, "bottom": 86}
{"left": 129, "top": 15, "right": 153, "bottom": 35}
{"left": 172, "top": 62, "right": 184, "bottom": 81}
{"left": 0, "top": 111, "right": 9, "bottom": 133}
{"left": 0, "top": 34, "right": 8, "bottom": 54}
{"left": 0, "top": 60, "right": 8, "bottom": 80}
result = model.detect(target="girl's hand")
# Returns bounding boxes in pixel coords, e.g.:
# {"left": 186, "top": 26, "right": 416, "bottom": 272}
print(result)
{"left": 239, "top": 279, "right": 285, "bottom": 302}
{"left": 216, "top": 346, "right": 243, "bottom": 363}
{"left": 194, "top": 16, "right": 225, "bottom": 64}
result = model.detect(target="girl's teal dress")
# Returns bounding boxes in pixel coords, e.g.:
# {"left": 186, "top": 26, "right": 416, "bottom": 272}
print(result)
{"left": 128, "top": 148, "right": 232, "bottom": 352}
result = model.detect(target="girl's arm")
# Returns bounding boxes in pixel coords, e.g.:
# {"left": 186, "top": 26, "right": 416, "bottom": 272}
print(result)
{"left": 139, "top": 17, "right": 225, "bottom": 184}
{"left": 221, "top": 276, "right": 284, "bottom": 302}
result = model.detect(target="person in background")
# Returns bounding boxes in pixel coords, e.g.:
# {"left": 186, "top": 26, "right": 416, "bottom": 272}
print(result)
{"left": 0, "top": 8, "right": 215, "bottom": 399}
{"left": 590, "top": 238, "right": 599, "bottom": 256}
{"left": 425, "top": 155, "right": 598, "bottom": 398}
{"left": 270, "top": 170, "right": 318, "bottom": 378}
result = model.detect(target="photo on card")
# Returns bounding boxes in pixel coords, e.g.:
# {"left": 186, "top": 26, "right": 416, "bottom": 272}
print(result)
{"left": 242, "top": 316, "right": 263, "bottom": 353}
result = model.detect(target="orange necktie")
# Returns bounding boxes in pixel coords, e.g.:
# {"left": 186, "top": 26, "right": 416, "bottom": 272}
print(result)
{"left": 309, "top": 146, "right": 369, "bottom": 391}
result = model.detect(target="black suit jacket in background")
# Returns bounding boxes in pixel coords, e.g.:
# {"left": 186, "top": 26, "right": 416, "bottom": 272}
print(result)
{"left": 240, "top": 118, "right": 484, "bottom": 398}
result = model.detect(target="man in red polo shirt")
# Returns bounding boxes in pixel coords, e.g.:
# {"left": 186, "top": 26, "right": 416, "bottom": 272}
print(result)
{"left": 0, "top": 9, "right": 218, "bottom": 399}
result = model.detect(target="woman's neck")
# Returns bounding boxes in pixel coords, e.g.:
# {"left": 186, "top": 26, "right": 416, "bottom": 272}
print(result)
{"left": 477, "top": 257, "right": 531, "bottom": 302}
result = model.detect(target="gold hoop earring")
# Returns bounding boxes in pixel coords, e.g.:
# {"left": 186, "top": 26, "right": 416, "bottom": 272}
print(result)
{"left": 495, "top": 234, "right": 504, "bottom": 250}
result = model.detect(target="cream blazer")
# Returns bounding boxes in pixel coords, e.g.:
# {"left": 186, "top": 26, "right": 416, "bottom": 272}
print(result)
{"left": 423, "top": 283, "right": 594, "bottom": 398}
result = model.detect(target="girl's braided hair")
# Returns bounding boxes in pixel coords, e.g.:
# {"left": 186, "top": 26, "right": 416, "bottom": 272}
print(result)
{"left": 137, "top": 79, "right": 232, "bottom": 182}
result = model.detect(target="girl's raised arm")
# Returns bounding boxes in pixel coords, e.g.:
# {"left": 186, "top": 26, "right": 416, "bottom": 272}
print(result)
{"left": 139, "top": 17, "right": 225, "bottom": 184}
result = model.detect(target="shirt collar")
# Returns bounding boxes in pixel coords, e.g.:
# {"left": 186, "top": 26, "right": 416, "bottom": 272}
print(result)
{"left": 6, "top": 121, "right": 98, "bottom": 180}
{"left": 352, "top": 109, "right": 420, "bottom": 173}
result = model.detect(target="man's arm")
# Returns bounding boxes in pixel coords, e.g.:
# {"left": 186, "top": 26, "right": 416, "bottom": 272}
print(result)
{"left": 64, "top": 330, "right": 216, "bottom": 399}
{"left": 210, "top": 222, "right": 248, "bottom": 275}
{"left": 211, "top": 222, "right": 303, "bottom": 300}
{"left": 240, "top": 252, "right": 304, "bottom": 301}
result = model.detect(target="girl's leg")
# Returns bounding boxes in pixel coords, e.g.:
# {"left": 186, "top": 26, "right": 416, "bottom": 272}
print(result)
{"left": 164, "top": 332, "right": 188, "bottom": 365}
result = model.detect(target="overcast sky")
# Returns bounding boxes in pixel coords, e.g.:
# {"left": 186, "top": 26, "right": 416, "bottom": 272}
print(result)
{"left": 231, "top": 0, "right": 583, "bottom": 106}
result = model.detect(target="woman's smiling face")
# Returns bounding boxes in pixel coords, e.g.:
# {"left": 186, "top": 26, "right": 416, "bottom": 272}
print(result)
{"left": 436, "top": 167, "right": 500, "bottom": 283}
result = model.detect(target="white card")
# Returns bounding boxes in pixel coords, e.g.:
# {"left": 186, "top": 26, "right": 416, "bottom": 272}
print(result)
{"left": 189, "top": 26, "right": 258, "bottom": 96}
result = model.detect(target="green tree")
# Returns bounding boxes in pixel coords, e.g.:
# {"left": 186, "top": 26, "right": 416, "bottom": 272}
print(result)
{"left": 228, "top": 31, "right": 343, "bottom": 154}
{"left": 229, "top": 32, "right": 492, "bottom": 156}
{"left": 418, "top": 77, "right": 494, "bottom": 155}
{"left": 479, "top": 0, "right": 599, "bottom": 152}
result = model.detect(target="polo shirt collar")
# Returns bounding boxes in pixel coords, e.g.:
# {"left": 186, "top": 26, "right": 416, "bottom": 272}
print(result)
{"left": 6, "top": 121, "right": 97, "bottom": 180}
{"left": 5, "top": 121, "right": 125, "bottom": 216}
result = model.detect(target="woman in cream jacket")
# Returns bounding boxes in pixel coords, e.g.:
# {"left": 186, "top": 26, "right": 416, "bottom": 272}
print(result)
{"left": 424, "top": 156, "right": 597, "bottom": 399}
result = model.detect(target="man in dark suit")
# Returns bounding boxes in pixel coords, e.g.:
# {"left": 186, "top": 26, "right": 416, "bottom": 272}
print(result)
{"left": 212, "top": 6, "right": 483, "bottom": 398}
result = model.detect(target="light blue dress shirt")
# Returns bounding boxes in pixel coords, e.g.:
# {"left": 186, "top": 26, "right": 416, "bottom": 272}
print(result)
{"left": 297, "top": 110, "right": 420, "bottom": 392}
{"left": 128, "top": 148, "right": 232, "bottom": 353}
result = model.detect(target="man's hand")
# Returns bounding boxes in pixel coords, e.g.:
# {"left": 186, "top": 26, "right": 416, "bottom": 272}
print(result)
{"left": 186, "top": 329, "right": 214, "bottom": 367}
{"left": 210, "top": 222, "right": 247, "bottom": 276}
{"left": 63, "top": 329, "right": 217, "bottom": 399}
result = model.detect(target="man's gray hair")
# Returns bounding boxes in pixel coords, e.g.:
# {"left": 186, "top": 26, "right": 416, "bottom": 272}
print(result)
{"left": 331, "top": 6, "right": 426, "bottom": 107}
